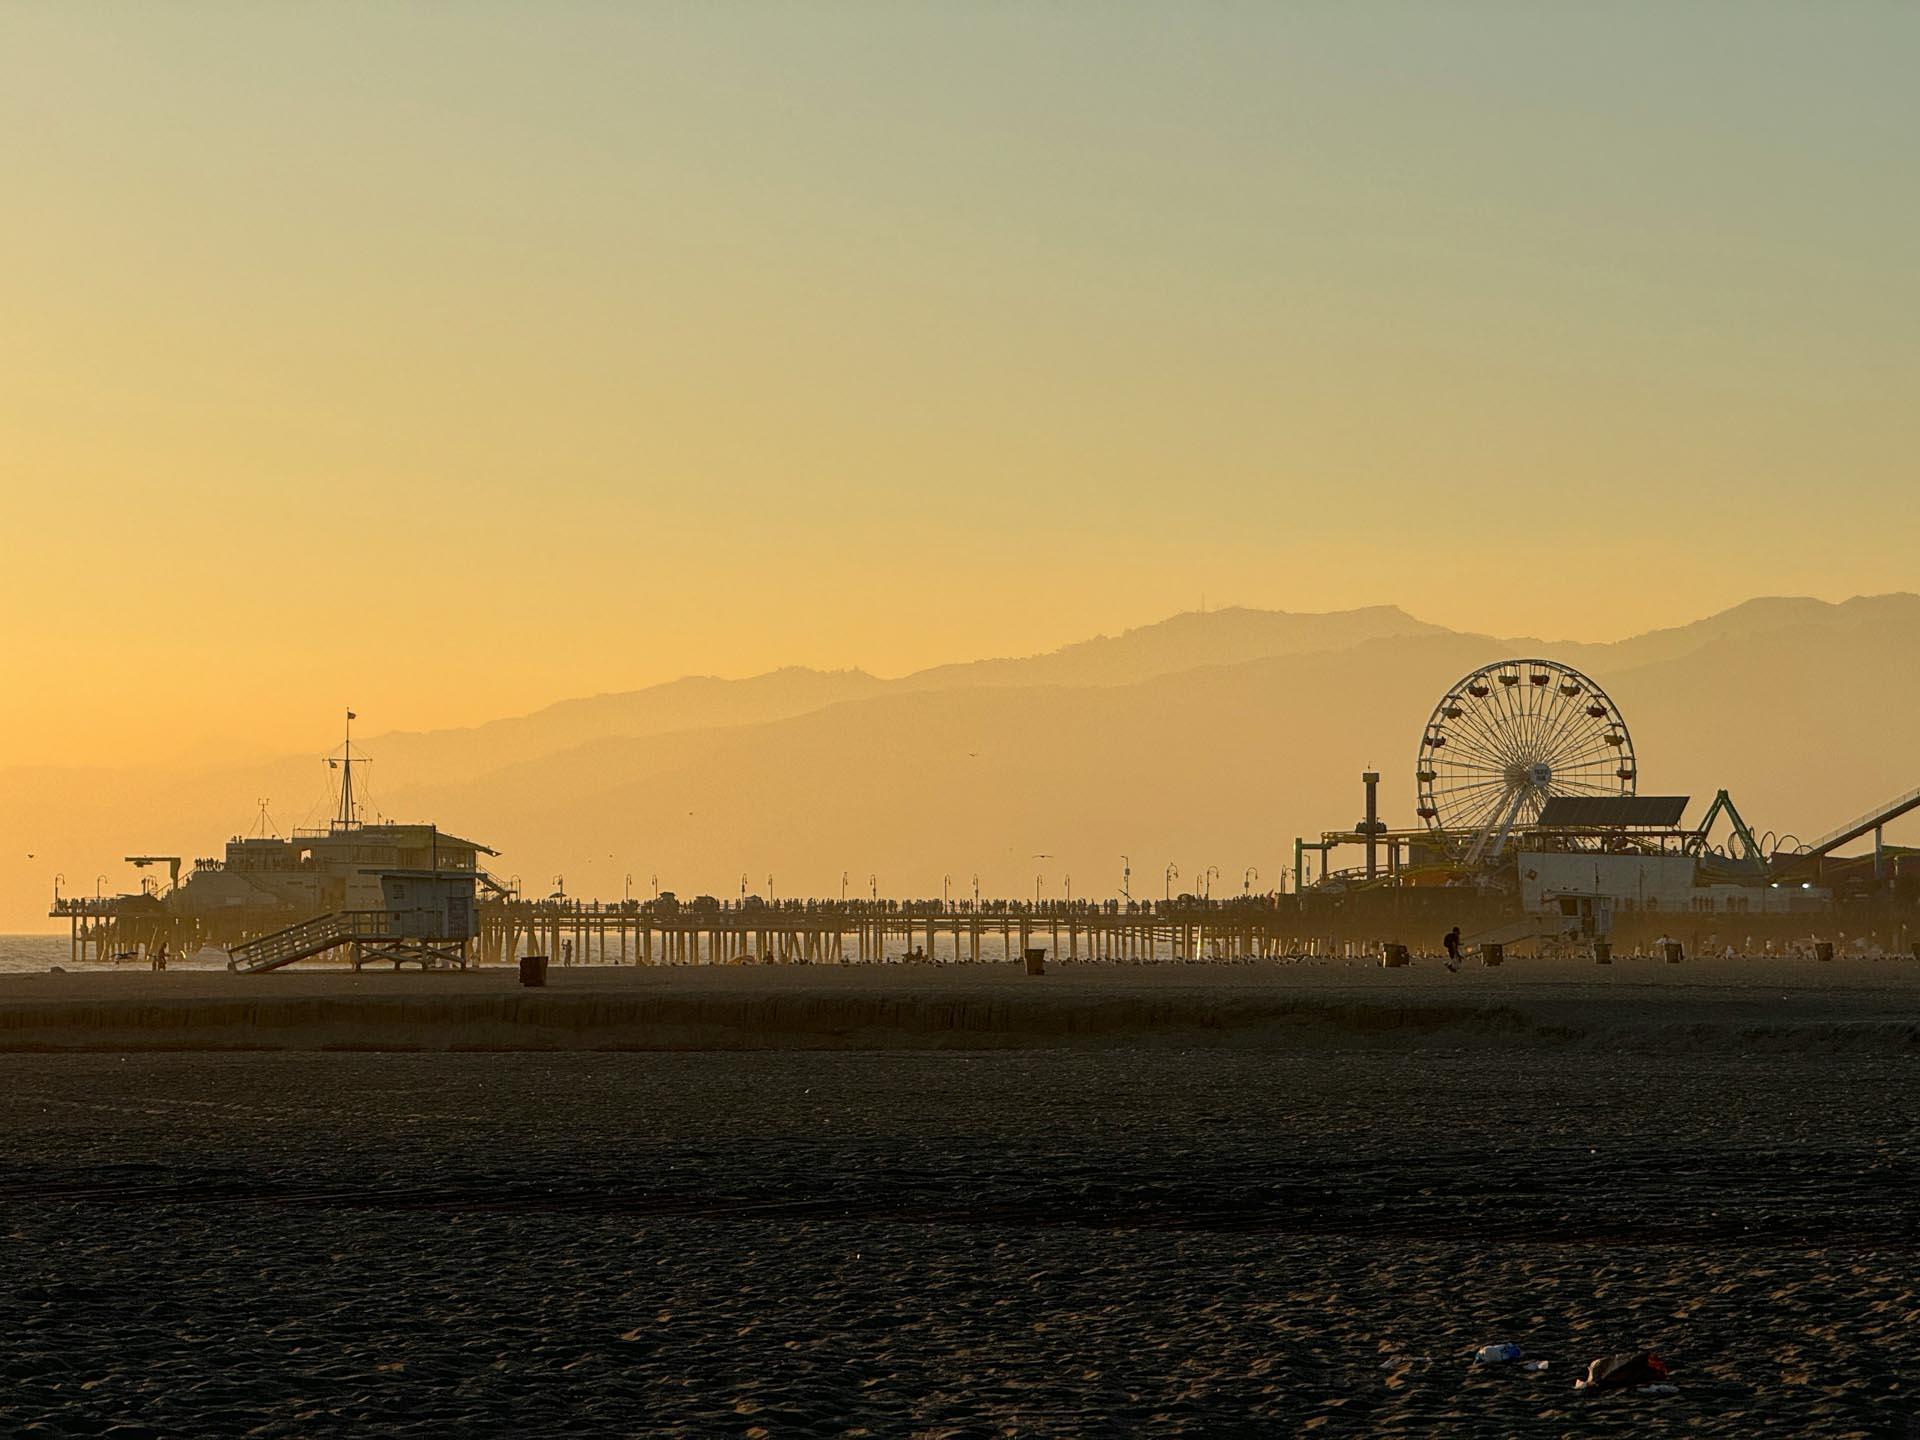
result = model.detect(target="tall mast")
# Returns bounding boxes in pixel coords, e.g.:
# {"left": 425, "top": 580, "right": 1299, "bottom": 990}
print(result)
{"left": 335, "top": 708, "right": 360, "bottom": 830}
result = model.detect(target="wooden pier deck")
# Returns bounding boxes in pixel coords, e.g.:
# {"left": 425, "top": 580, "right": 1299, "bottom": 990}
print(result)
{"left": 476, "top": 899, "right": 1349, "bottom": 968}
{"left": 53, "top": 892, "right": 1506, "bottom": 970}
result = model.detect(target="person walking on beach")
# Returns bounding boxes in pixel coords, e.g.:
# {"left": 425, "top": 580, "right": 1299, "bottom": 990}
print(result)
{"left": 1443, "top": 925, "right": 1462, "bottom": 972}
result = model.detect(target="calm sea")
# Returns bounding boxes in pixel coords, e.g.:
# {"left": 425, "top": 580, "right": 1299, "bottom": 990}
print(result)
{"left": 0, "top": 933, "right": 234, "bottom": 974}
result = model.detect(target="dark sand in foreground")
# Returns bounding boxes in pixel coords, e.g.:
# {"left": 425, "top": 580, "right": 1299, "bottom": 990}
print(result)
{"left": 2, "top": 962, "right": 1914, "bottom": 1435}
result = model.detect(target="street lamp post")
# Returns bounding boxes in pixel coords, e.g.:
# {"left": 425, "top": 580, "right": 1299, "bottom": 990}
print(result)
{"left": 625, "top": 873, "right": 634, "bottom": 904}
{"left": 943, "top": 874, "right": 952, "bottom": 907}
{"left": 1243, "top": 865, "right": 1260, "bottom": 897}
{"left": 1120, "top": 855, "right": 1131, "bottom": 901}
{"left": 1204, "top": 865, "right": 1220, "bottom": 900}
{"left": 95, "top": 874, "right": 106, "bottom": 901}
{"left": 1034, "top": 873, "right": 1043, "bottom": 907}
{"left": 1164, "top": 863, "right": 1179, "bottom": 902}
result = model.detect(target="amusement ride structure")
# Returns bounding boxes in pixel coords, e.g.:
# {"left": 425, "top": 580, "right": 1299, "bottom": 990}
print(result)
{"left": 1415, "top": 659, "right": 1636, "bottom": 865}
{"left": 1298, "top": 657, "right": 1920, "bottom": 907}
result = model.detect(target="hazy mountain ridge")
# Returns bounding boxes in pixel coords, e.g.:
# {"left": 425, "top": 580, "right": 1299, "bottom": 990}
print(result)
{"left": 1512, "top": 593, "right": 1920, "bottom": 673}
{"left": 894, "top": 605, "right": 1447, "bottom": 691}
{"left": 4, "top": 594, "right": 1916, "bottom": 927}
{"left": 358, "top": 667, "right": 891, "bottom": 787}
{"left": 345, "top": 604, "right": 1456, "bottom": 781}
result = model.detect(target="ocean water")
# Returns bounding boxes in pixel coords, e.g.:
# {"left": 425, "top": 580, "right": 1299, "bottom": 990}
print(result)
{"left": 0, "top": 933, "right": 234, "bottom": 974}
{"left": 2, "top": 933, "right": 81, "bottom": 972}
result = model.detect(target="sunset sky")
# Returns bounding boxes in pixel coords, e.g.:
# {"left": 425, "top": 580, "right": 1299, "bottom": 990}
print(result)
{"left": 3, "top": 3, "right": 1915, "bottom": 768}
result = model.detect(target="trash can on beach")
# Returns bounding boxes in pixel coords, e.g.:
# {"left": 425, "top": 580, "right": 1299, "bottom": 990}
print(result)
{"left": 1380, "top": 944, "right": 1410, "bottom": 968}
{"left": 1663, "top": 941, "right": 1684, "bottom": 965}
{"left": 1814, "top": 941, "right": 1834, "bottom": 963}
{"left": 1023, "top": 948, "right": 1046, "bottom": 976}
{"left": 1481, "top": 943, "right": 1504, "bottom": 967}
{"left": 1592, "top": 941, "right": 1612, "bottom": 965}
{"left": 519, "top": 955, "right": 549, "bottom": 987}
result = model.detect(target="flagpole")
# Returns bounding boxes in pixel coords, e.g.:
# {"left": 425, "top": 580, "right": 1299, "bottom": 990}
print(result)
{"left": 339, "top": 708, "right": 357, "bottom": 830}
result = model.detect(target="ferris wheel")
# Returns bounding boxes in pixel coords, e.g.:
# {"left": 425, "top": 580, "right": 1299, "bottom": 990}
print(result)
{"left": 1415, "top": 659, "right": 1635, "bottom": 862}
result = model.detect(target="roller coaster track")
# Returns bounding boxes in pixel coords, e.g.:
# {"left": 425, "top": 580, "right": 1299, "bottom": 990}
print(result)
{"left": 1772, "top": 784, "right": 1920, "bottom": 874}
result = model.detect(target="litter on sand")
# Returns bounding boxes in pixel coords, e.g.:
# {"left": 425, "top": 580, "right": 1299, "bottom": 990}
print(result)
{"left": 1573, "top": 1351, "right": 1671, "bottom": 1393}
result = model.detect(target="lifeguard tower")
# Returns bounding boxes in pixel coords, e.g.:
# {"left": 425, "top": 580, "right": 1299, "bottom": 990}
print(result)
{"left": 226, "top": 868, "right": 478, "bottom": 972}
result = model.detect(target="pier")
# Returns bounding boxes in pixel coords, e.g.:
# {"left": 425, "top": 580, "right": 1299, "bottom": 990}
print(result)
{"left": 62, "top": 887, "right": 1906, "bottom": 970}
{"left": 54, "top": 891, "right": 1520, "bottom": 969}
{"left": 476, "top": 898, "right": 1351, "bottom": 969}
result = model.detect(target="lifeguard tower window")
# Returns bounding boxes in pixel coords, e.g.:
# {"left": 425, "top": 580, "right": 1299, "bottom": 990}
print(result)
{"left": 378, "top": 871, "right": 479, "bottom": 941}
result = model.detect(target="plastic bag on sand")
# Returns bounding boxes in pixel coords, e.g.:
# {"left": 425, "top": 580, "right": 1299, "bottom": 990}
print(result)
{"left": 1573, "top": 1351, "right": 1669, "bottom": 1393}
{"left": 1475, "top": 1343, "right": 1522, "bottom": 1365}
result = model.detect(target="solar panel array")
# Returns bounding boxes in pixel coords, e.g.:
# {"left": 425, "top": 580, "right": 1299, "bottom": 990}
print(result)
{"left": 1535, "top": 795, "right": 1690, "bottom": 828}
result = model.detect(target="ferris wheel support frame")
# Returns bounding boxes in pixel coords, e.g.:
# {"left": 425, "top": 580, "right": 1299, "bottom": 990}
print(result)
{"left": 1464, "top": 786, "right": 1530, "bottom": 868}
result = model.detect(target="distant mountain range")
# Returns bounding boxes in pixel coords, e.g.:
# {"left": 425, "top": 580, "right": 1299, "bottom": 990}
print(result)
{"left": 6, "top": 594, "right": 1917, "bottom": 928}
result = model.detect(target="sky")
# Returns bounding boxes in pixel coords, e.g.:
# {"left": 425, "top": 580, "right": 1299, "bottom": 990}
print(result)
{"left": 2, "top": 2, "right": 1916, "bottom": 769}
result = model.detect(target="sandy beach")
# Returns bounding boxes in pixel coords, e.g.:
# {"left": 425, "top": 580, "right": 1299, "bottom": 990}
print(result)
{"left": 1, "top": 954, "right": 1916, "bottom": 1054}
{"left": 0, "top": 1039, "right": 1913, "bottom": 1435}
{"left": 1, "top": 960, "right": 1914, "bottom": 1434}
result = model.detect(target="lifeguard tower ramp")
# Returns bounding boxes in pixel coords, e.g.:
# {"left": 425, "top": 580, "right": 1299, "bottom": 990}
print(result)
{"left": 228, "top": 870, "right": 476, "bottom": 973}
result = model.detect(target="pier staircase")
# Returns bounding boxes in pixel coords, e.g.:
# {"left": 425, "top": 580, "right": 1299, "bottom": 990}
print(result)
{"left": 227, "top": 911, "right": 391, "bottom": 973}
